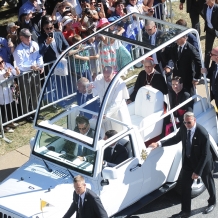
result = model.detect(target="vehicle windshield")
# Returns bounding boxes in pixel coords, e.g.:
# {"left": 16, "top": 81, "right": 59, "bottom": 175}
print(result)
{"left": 34, "top": 13, "right": 189, "bottom": 149}
{"left": 33, "top": 130, "right": 97, "bottom": 176}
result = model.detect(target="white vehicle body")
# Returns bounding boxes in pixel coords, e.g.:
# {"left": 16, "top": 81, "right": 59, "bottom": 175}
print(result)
{"left": 0, "top": 13, "right": 218, "bottom": 218}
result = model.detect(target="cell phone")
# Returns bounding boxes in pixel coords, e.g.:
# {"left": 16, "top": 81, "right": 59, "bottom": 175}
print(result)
{"left": 48, "top": 32, "right": 53, "bottom": 38}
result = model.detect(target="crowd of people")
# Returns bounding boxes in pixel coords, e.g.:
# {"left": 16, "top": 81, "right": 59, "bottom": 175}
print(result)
{"left": 0, "top": 0, "right": 218, "bottom": 136}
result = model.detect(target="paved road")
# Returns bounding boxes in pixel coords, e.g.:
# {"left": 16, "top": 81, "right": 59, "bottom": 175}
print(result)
{"left": 131, "top": 162, "right": 218, "bottom": 218}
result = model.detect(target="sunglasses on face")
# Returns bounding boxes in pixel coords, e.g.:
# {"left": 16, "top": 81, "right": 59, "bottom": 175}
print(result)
{"left": 0, "top": 60, "right": 4, "bottom": 64}
{"left": 45, "top": 27, "right": 53, "bottom": 30}
{"left": 183, "top": 121, "right": 192, "bottom": 125}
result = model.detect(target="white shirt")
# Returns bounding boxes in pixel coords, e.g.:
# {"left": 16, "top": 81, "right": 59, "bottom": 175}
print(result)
{"left": 177, "top": 42, "right": 186, "bottom": 53}
{"left": 206, "top": 5, "right": 214, "bottom": 29}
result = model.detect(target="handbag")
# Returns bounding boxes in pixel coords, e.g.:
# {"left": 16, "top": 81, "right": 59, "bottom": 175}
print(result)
{"left": 54, "top": 58, "right": 68, "bottom": 76}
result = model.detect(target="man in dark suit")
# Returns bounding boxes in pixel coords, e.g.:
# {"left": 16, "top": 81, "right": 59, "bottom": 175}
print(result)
{"left": 179, "top": 0, "right": 205, "bottom": 35}
{"left": 142, "top": 20, "right": 165, "bottom": 73}
{"left": 63, "top": 175, "right": 108, "bottom": 218}
{"left": 103, "top": 130, "right": 128, "bottom": 167}
{"left": 202, "top": 0, "right": 218, "bottom": 69}
{"left": 162, "top": 76, "right": 193, "bottom": 137}
{"left": 163, "top": 35, "right": 202, "bottom": 96}
{"left": 175, "top": 19, "right": 199, "bottom": 51}
{"left": 76, "top": 77, "right": 100, "bottom": 119}
{"left": 62, "top": 116, "right": 95, "bottom": 161}
{"left": 38, "top": 20, "right": 69, "bottom": 64}
{"left": 201, "top": 46, "right": 218, "bottom": 110}
{"left": 150, "top": 112, "right": 216, "bottom": 217}
{"left": 127, "top": 57, "right": 168, "bottom": 104}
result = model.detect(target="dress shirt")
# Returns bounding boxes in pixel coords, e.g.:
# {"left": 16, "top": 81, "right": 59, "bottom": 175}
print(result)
{"left": 206, "top": 5, "right": 214, "bottom": 29}
{"left": 78, "top": 191, "right": 86, "bottom": 207}
{"left": 13, "top": 41, "right": 44, "bottom": 73}
{"left": 0, "top": 37, "right": 11, "bottom": 63}
{"left": 177, "top": 43, "right": 186, "bottom": 53}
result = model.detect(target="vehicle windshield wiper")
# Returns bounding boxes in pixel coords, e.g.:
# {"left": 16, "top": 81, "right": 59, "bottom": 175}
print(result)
{"left": 42, "top": 159, "right": 52, "bottom": 172}
{"left": 67, "top": 168, "right": 74, "bottom": 180}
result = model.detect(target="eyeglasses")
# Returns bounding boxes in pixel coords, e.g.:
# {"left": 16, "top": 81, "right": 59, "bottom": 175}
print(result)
{"left": 45, "top": 27, "right": 53, "bottom": 30}
{"left": 24, "top": 35, "right": 31, "bottom": 38}
{"left": 90, "top": 2, "right": 96, "bottom": 4}
{"left": 183, "top": 121, "right": 192, "bottom": 125}
{"left": 210, "top": 52, "right": 217, "bottom": 56}
{"left": 0, "top": 60, "right": 4, "bottom": 64}
{"left": 144, "top": 65, "right": 152, "bottom": 68}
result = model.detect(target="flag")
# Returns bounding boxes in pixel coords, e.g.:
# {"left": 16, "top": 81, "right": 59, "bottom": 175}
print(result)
{"left": 40, "top": 199, "right": 52, "bottom": 211}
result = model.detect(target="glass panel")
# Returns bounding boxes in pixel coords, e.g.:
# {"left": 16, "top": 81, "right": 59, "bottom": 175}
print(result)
{"left": 35, "top": 13, "right": 188, "bottom": 147}
{"left": 35, "top": 131, "right": 96, "bottom": 175}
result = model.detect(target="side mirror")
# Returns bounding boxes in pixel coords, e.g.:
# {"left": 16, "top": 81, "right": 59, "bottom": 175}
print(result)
{"left": 30, "top": 137, "right": 35, "bottom": 150}
{"left": 102, "top": 167, "right": 117, "bottom": 180}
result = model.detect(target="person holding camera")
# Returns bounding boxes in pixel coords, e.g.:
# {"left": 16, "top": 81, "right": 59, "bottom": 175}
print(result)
{"left": 0, "top": 37, "right": 15, "bottom": 64}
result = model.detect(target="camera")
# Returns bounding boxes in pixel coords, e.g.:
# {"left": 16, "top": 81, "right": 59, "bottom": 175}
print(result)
{"left": 48, "top": 32, "right": 53, "bottom": 38}
{"left": 83, "top": 8, "right": 91, "bottom": 15}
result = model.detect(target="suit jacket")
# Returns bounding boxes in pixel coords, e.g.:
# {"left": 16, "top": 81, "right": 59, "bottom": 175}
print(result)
{"left": 187, "top": 33, "right": 199, "bottom": 51}
{"left": 181, "top": 0, "right": 205, "bottom": 14}
{"left": 202, "top": 3, "right": 218, "bottom": 31}
{"left": 62, "top": 128, "right": 94, "bottom": 156}
{"left": 104, "top": 143, "right": 128, "bottom": 167}
{"left": 142, "top": 29, "right": 165, "bottom": 65}
{"left": 76, "top": 91, "right": 100, "bottom": 119}
{"left": 130, "top": 70, "right": 168, "bottom": 102}
{"left": 161, "top": 123, "right": 214, "bottom": 177}
{"left": 162, "top": 42, "right": 202, "bottom": 90}
{"left": 206, "top": 61, "right": 218, "bottom": 105}
{"left": 38, "top": 31, "right": 69, "bottom": 63}
{"left": 170, "top": 89, "right": 193, "bottom": 123}
{"left": 63, "top": 188, "right": 108, "bottom": 218}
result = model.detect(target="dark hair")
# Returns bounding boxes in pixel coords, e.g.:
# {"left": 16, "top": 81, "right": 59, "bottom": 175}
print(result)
{"left": 176, "top": 19, "right": 187, "bottom": 27}
{"left": 42, "top": 20, "right": 53, "bottom": 28}
{"left": 105, "top": 130, "right": 118, "bottom": 138}
{"left": 76, "top": 116, "right": 89, "bottom": 126}
{"left": 71, "top": 34, "right": 82, "bottom": 44}
{"left": 41, "top": 15, "right": 52, "bottom": 34}
{"left": 172, "top": 76, "right": 183, "bottom": 84}
{"left": 114, "top": 0, "right": 125, "bottom": 8}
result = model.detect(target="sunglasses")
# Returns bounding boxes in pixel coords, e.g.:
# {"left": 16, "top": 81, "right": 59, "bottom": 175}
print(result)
{"left": 45, "top": 27, "right": 53, "bottom": 30}
{"left": 0, "top": 60, "right": 4, "bottom": 64}
{"left": 183, "top": 121, "right": 192, "bottom": 125}
{"left": 90, "top": 2, "right": 96, "bottom": 4}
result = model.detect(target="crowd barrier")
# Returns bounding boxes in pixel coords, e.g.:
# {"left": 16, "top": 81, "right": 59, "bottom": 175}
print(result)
{"left": 0, "top": 0, "right": 172, "bottom": 142}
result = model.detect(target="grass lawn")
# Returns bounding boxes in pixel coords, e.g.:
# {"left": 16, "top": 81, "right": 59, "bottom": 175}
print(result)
{"left": 0, "top": 1, "right": 217, "bottom": 155}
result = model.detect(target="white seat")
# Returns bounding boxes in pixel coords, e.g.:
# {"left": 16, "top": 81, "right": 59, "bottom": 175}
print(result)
{"left": 128, "top": 86, "right": 164, "bottom": 141}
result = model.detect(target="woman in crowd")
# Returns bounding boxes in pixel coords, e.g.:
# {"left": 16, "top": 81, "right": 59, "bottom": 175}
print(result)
{"left": 0, "top": 56, "right": 20, "bottom": 133}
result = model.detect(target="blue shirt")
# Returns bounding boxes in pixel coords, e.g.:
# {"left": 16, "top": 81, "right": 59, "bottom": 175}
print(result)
{"left": 13, "top": 41, "right": 44, "bottom": 73}
{"left": 0, "top": 37, "right": 11, "bottom": 63}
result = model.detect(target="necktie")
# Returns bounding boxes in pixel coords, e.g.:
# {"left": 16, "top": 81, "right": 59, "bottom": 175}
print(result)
{"left": 186, "top": 130, "right": 191, "bottom": 157}
{"left": 178, "top": 46, "right": 182, "bottom": 59}
{"left": 78, "top": 196, "right": 83, "bottom": 215}
{"left": 81, "top": 94, "right": 85, "bottom": 105}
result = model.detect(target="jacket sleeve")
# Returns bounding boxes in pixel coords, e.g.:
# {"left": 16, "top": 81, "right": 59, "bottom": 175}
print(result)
{"left": 60, "top": 32, "right": 69, "bottom": 51}
{"left": 161, "top": 126, "right": 183, "bottom": 147}
{"left": 38, "top": 36, "right": 49, "bottom": 56}
{"left": 194, "top": 127, "right": 211, "bottom": 176}
{"left": 191, "top": 46, "right": 202, "bottom": 80}
{"left": 62, "top": 192, "right": 77, "bottom": 218}
{"left": 130, "top": 71, "right": 143, "bottom": 102}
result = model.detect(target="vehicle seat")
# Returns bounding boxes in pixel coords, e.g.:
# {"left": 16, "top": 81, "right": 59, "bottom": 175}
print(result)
{"left": 119, "top": 137, "right": 132, "bottom": 158}
{"left": 128, "top": 86, "right": 164, "bottom": 141}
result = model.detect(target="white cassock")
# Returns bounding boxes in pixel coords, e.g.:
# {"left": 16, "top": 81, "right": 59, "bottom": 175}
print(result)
{"left": 92, "top": 74, "right": 131, "bottom": 135}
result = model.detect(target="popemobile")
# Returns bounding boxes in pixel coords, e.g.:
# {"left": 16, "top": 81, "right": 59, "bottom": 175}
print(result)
{"left": 0, "top": 13, "right": 218, "bottom": 218}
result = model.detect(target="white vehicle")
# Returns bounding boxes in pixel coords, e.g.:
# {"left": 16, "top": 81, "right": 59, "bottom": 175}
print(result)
{"left": 0, "top": 14, "right": 218, "bottom": 218}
